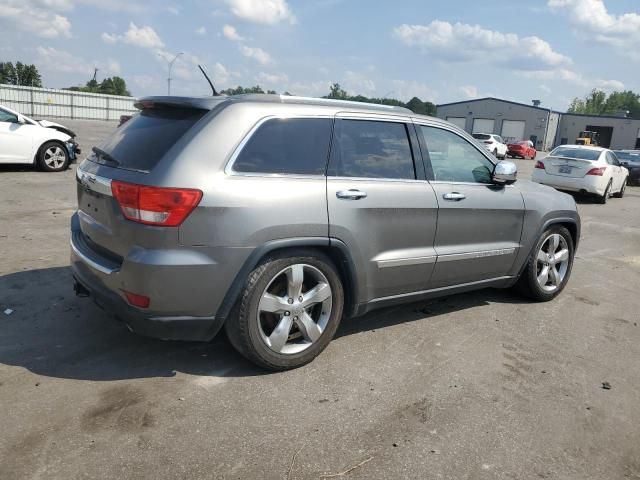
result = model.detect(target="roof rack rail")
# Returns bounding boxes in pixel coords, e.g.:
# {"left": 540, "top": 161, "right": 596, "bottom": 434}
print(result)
{"left": 229, "top": 93, "right": 412, "bottom": 114}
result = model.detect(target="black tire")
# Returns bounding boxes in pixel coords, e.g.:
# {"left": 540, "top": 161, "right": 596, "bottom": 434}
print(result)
{"left": 225, "top": 250, "right": 344, "bottom": 371}
{"left": 613, "top": 178, "right": 627, "bottom": 198}
{"left": 515, "top": 225, "right": 574, "bottom": 302}
{"left": 597, "top": 180, "right": 612, "bottom": 204}
{"left": 37, "top": 141, "right": 70, "bottom": 172}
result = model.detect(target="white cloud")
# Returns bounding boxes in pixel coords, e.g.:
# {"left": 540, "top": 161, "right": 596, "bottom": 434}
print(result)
{"left": 519, "top": 68, "right": 624, "bottom": 91}
{"left": 240, "top": 45, "right": 272, "bottom": 65}
{"left": 256, "top": 71, "right": 289, "bottom": 85}
{"left": 393, "top": 20, "right": 571, "bottom": 71}
{"left": 133, "top": 74, "right": 157, "bottom": 88}
{"left": 210, "top": 62, "right": 233, "bottom": 85}
{"left": 459, "top": 85, "right": 479, "bottom": 99}
{"left": 35, "top": 46, "right": 92, "bottom": 75}
{"left": 0, "top": 0, "right": 72, "bottom": 38}
{"left": 548, "top": 0, "right": 640, "bottom": 59}
{"left": 224, "top": 0, "right": 295, "bottom": 25}
{"left": 101, "top": 32, "right": 118, "bottom": 44}
{"left": 391, "top": 80, "right": 438, "bottom": 102}
{"left": 343, "top": 71, "right": 376, "bottom": 94}
{"left": 100, "top": 23, "right": 164, "bottom": 49}
{"left": 222, "top": 24, "right": 244, "bottom": 42}
{"left": 122, "top": 23, "right": 164, "bottom": 49}
{"left": 195, "top": 26, "right": 207, "bottom": 35}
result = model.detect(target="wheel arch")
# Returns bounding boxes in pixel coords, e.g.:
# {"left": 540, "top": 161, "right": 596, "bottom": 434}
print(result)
{"left": 216, "top": 237, "right": 360, "bottom": 324}
{"left": 33, "top": 138, "right": 69, "bottom": 165}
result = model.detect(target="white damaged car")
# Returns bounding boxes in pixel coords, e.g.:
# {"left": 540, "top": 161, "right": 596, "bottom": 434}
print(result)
{"left": 0, "top": 104, "right": 80, "bottom": 172}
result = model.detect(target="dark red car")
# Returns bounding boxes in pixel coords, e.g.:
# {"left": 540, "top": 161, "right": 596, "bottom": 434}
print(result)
{"left": 507, "top": 140, "right": 537, "bottom": 159}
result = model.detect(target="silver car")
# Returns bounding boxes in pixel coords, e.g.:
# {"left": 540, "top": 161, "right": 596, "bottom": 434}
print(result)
{"left": 71, "top": 95, "right": 580, "bottom": 370}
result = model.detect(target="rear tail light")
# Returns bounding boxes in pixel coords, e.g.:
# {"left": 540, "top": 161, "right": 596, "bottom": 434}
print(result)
{"left": 534, "top": 161, "right": 545, "bottom": 169}
{"left": 111, "top": 181, "right": 202, "bottom": 227}
{"left": 586, "top": 166, "right": 606, "bottom": 176}
{"left": 122, "top": 290, "right": 150, "bottom": 308}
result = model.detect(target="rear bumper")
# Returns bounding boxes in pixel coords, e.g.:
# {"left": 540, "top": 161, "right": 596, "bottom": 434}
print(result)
{"left": 531, "top": 170, "right": 605, "bottom": 195}
{"left": 70, "top": 212, "right": 228, "bottom": 342}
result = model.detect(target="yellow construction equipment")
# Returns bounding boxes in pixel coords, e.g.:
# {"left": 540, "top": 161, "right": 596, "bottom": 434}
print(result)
{"left": 576, "top": 130, "right": 599, "bottom": 146}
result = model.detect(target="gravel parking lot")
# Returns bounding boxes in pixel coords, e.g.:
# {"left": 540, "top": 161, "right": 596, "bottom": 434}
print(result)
{"left": 1, "top": 121, "right": 639, "bottom": 479}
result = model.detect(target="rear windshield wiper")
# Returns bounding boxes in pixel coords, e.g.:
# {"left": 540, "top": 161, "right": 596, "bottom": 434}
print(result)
{"left": 92, "top": 146, "right": 120, "bottom": 167}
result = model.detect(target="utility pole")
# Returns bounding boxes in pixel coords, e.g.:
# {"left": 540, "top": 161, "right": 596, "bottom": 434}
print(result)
{"left": 159, "top": 52, "right": 183, "bottom": 95}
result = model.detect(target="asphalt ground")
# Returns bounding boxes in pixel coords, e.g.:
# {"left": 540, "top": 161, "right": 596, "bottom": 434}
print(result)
{"left": 1, "top": 121, "right": 639, "bottom": 479}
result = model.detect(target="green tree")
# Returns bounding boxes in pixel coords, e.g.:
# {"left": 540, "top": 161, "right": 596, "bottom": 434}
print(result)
{"left": 220, "top": 85, "right": 267, "bottom": 95}
{"left": 568, "top": 89, "right": 640, "bottom": 119}
{"left": 65, "top": 75, "right": 131, "bottom": 96}
{"left": 327, "top": 82, "right": 348, "bottom": 100}
{"left": 0, "top": 61, "right": 41, "bottom": 86}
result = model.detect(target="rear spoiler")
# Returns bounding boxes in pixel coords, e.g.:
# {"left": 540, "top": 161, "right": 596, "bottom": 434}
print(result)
{"left": 134, "top": 96, "right": 227, "bottom": 111}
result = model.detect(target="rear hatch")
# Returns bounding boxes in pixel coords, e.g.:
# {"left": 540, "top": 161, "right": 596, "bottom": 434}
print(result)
{"left": 75, "top": 101, "right": 209, "bottom": 259}
{"left": 542, "top": 147, "right": 602, "bottom": 178}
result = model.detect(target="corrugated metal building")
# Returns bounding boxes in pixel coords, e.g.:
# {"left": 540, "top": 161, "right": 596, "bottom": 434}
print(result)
{"left": 436, "top": 97, "right": 640, "bottom": 150}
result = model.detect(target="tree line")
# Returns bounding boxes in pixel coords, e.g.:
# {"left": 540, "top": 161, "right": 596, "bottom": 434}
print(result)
{"left": 1, "top": 60, "right": 130, "bottom": 96}
{"left": 568, "top": 89, "right": 640, "bottom": 119}
{"left": 220, "top": 82, "right": 436, "bottom": 116}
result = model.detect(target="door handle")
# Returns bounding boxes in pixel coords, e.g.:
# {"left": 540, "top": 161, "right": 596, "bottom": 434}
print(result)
{"left": 443, "top": 192, "right": 466, "bottom": 201}
{"left": 336, "top": 189, "right": 368, "bottom": 200}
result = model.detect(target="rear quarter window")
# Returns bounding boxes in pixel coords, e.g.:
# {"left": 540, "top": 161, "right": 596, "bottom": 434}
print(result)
{"left": 92, "top": 108, "right": 207, "bottom": 172}
{"left": 233, "top": 118, "right": 333, "bottom": 175}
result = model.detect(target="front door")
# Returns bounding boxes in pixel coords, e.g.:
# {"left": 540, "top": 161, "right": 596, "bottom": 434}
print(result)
{"left": 326, "top": 116, "right": 439, "bottom": 302}
{"left": 0, "top": 108, "right": 33, "bottom": 163}
{"left": 417, "top": 124, "right": 525, "bottom": 288}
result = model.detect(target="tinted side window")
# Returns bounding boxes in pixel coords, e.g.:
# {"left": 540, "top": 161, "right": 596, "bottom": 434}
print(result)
{"left": 420, "top": 126, "right": 494, "bottom": 183}
{"left": 329, "top": 120, "right": 415, "bottom": 179}
{"left": 234, "top": 118, "right": 332, "bottom": 175}
{"left": 0, "top": 109, "right": 18, "bottom": 123}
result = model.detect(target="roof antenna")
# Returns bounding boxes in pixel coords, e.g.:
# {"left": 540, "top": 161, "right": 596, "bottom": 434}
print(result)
{"left": 198, "top": 64, "right": 218, "bottom": 96}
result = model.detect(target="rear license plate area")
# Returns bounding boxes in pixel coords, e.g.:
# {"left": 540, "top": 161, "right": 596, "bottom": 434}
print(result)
{"left": 559, "top": 165, "right": 572, "bottom": 174}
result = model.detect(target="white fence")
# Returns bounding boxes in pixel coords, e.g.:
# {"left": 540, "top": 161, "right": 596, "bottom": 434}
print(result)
{"left": 0, "top": 84, "right": 137, "bottom": 121}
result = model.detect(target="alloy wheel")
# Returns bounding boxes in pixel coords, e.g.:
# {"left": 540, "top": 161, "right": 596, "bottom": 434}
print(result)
{"left": 257, "top": 264, "right": 332, "bottom": 355}
{"left": 44, "top": 146, "right": 66, "bottom": 169}
{"left": 536, "top": 233, "right": 570, "bottom": 292}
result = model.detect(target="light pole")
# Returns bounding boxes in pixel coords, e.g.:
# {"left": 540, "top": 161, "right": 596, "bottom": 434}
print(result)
{"left": 160, "top": 52, "right": 183, "bottom": 95}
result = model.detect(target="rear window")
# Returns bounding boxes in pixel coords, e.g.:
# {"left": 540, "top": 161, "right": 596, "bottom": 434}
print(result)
{"left": 550, "top": 147, "right": 601, "bottom": 161}
{"left": 91, "top": 107, "right": 207, "bottom": 172}
{"left": 472, "top": 134, "right": 491, "bottom": 140}
{"left": 614, "top": 151, "right": 640, "bottom": 162}
{"left": 233, "top": 118, "right": 332, "bottom": 175}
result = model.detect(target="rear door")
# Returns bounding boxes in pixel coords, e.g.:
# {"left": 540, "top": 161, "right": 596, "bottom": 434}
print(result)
{"left": 326, "top": 115, "right": 439, "bottom": 301}
{"left": 418, "top": 124, "right": 524, "bottom": 288}
{"left": 606, "top": 151, "right": 624, "bottom": 190}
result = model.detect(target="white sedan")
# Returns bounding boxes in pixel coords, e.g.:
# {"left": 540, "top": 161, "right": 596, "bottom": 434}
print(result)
{"left": 472, "top": 133, "right": 508, "bottom": 159}
{"left": 532, "top": 145, "right": 628, "bottom": 204}
{"left": 0, "top": 104, "right": 80, "bottom": 172}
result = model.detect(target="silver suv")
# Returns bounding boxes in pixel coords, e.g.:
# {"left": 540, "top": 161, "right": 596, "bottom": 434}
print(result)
{"left": 71, "top": 95, "right": 580, "bottom": 370}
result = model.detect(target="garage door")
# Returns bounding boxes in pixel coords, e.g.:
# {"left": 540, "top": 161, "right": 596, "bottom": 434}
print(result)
{"left": 501, "top": 120, "right": 526, "bottom": 143}
{"left": 472, "top": 118, "right": 495, "bottom": 134}
{"left": 446, "top": 117, "right": 467, "bottom": 130}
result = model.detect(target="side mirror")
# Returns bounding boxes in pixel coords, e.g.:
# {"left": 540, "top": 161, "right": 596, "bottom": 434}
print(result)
{"left": 493, "top": 160, "right": 517, "bottom": 185}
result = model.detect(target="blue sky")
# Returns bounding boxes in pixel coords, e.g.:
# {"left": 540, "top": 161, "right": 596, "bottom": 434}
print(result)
{"left": 1, "top": 0, "right": 639, "bottom": 110}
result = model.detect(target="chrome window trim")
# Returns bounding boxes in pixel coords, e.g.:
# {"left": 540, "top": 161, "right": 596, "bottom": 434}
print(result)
{"left": 76, "top": 165, "right": 113, "bottom": 197}
{"left": 429, "top": 180, "right": 514, "bottom": 188}
{"left": 326, "top": 176, "right": 427, "bottom": 184}
{"left": 224, "top": 114, "right": 334, "bottom": 177}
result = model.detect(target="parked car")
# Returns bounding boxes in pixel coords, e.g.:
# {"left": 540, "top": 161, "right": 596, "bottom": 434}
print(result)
{"left": 532, "top": 145, "right": 628, "bottom": 203}
{"left": 0, "top": 104, "right": 80, "bottom": 171}
{"left": 472, "top": 133, "right": 508, "bottom": 159}
{"left": 71, "top": 95, "right": 580, "bottom": 370}
{"left": 118, "top": 114, "right": 133, "bottom": 127}
{"left": 507, "top": 140, "right": 536, "bottom": 159}
{"left": 613, "top": 150, "right": 640, "bottom": 185}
